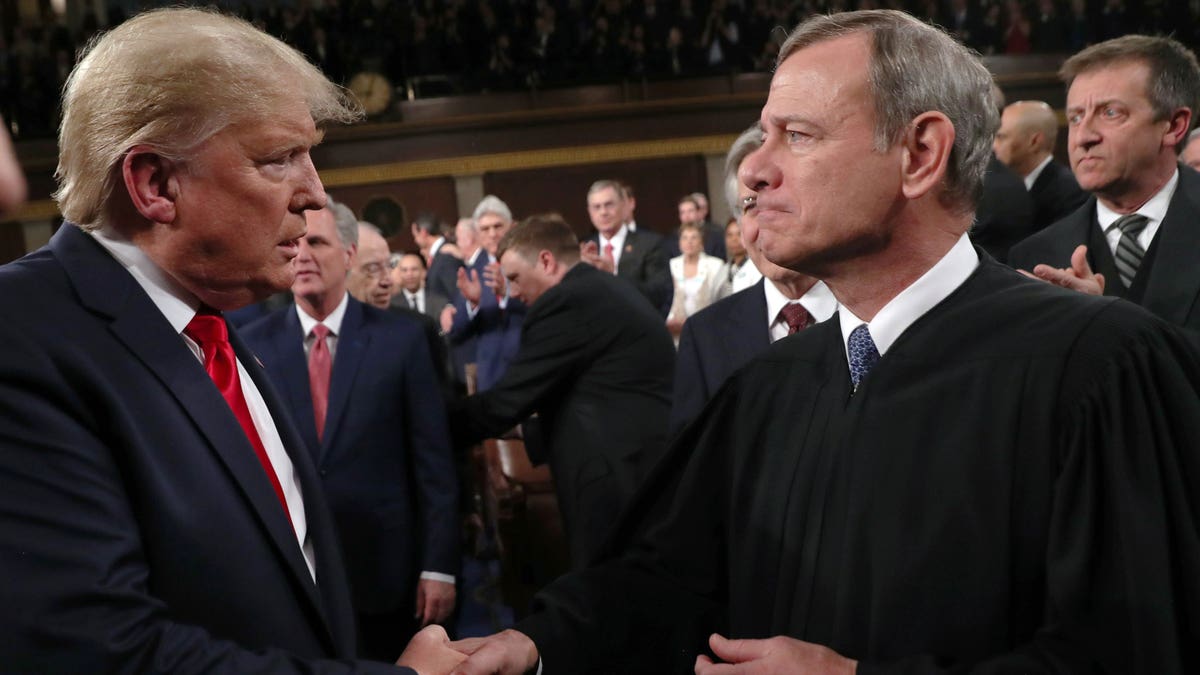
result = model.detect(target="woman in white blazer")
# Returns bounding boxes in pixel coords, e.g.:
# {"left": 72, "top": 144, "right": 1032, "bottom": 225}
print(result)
{"left": 667, "top": 221, "right": 731, "bottom": 342}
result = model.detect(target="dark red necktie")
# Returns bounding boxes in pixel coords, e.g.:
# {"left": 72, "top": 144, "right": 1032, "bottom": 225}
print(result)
{"left": 185, "top": 311, "right": 293, "bottom": 524}
{"left": 779, "top": 302, "right": 811, "bottom": 335}
{"left": 603, "top": 243, "right": 616, "bottom": 273}
{"left": 308, "top": 324, "right": 332, "bottom": 440}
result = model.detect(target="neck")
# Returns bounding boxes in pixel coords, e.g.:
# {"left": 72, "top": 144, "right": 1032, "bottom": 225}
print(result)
{"left": 1097, "top": 162, "right": 1175, "bottom": 214}
{"left": 1017, "top": 151, "right": 1051, "bottom": 178}
{"left": 768, "top": 274, "right": 818, "bottom": 300}
{"left": 297, "top": 289, "right": 342, "bottom": 322}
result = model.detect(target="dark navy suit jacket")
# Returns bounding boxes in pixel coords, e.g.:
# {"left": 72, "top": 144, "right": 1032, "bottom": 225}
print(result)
{"left": 447, "top": 252, "right": 525, "bottom": 392}
{"left": 0, "top": 225, "right": 401, "bottom": 673}
{"left": 670, "top": 279, "right": 771, "bottom": 436}
{"left": 242, "top": 298, "right": 458, "bottom": 615}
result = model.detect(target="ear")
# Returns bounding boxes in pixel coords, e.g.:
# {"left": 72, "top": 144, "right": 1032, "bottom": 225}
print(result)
{"left": 1163, "top": 107, "right": 1192, "bottom": 151}
{"left": 900, "top": 111, "right": 955, "bottom": 201}
{"left": 122, "top": 146, "right": 180, "bottom": 224}
{"left": 1028, "top": 130, "right": 1045, "bottom": 153}
{"left": 538, "top": 249, "right": 556, "bottom": 273}
{"left": 344, "top": 242, "right": 357, "bottom": 267}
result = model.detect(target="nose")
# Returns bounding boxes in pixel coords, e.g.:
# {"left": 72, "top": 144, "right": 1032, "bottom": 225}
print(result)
{"left": 739, "top": 142, "right": 779, "bottom": 194}
{"left": 1071, "top": 112, "right": 1101, "bottom": 150}
{"left": 292, "top": 152, "right": 327, "bottom": 212}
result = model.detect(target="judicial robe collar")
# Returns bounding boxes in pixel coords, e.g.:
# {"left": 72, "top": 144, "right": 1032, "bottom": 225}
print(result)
{"left": 837, "top": 233, "right": 978, "bottom": 364}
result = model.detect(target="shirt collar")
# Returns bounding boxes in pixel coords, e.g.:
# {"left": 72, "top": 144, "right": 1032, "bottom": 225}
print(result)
{"left": 429, "top": 236, "right": 445, "bottom": 257}
{"left": 296, "top": 292, "right": 350, "bottom": 337}
{"left": 838, "top": 232, "right": 978, "bottom": 359}
{"left": 89, "top": 225, "right": 200, "bottom": 334}
{"left": 1023, "top": 154, "right": 1054, "bottom": 190}
{"left": 763, "top": 278, "right": 838, "bottom": 327}
{"left": 1095, "top": 167, "right": 1178, "bottom": 232}
{"left": 599, "top": 224, "right": 628, "bottom": 250}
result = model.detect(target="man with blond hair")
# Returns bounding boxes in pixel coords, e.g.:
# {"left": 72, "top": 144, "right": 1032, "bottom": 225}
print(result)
{"left": 450, "top": 11, "right": 1200, "bottom": 674}
{"left": 0, "top": 8, "right": 461, "bottom": 672}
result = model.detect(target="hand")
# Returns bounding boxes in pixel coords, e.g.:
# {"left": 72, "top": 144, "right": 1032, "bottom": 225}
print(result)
{"left": 397, "top": 625, "right": 468, "bottom": 674}
{"left": 457, "top": 267, "right": 483, "bottom": 305}
{"left": 440, "top": 304, "right": 457, "bottom": 334}
{"left": 449, "top": 629, "right": 539, "bottom": 675}
{"left": 1020, "top": 245, "right": 1105, "bottom": 296}
{"left": 415, "top": 578, "right": 457, "bottom": 628}
{"left": 482, "top": 261, "right": 506, "bottom": 299}
{"left": 580, "top": 241, "right": 614, "bottom": 274}
{"left": 695, "top": 633, "right": 857, "bottom": 675}
{"left": 666, "top": 314, "right": 686, "bottom": 337}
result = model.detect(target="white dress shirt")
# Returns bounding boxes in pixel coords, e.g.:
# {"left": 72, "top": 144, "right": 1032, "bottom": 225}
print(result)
{"left": 1022, "top": 154, "right": 1054, "bottom": 190}
{"left": 91, "top": 226, "right": 316, "bottom": 581}
{"left": 765, "top": 279, "right": 838, "bottom": 343}
{"left": 731, "top": 258, "right": 763, "bottom": 293}
{"left": 1095, "top": 168, "right": 1176, "bottom": 256}
{"left": 838, "top": 233, "right": 979, "bottom": 363}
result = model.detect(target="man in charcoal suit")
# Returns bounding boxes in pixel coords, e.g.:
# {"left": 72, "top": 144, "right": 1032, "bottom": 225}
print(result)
{"left": 581, "top": 179, "right": 673, "bottom": 314}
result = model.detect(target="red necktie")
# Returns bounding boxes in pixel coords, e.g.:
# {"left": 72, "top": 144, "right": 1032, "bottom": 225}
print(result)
{"left": 184, "top": 311, "right": 293, "bottom": 523}
{"left": 603, "top": 243, "right": 616, "bottom": 273}
{"left": 308, "top": 324, "right": 332, "bottom": 440}
{"left": 779, "top": 303, "right": 811, "bottom": 335}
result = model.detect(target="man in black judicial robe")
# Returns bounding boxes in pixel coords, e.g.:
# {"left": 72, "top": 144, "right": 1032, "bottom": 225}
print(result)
{"left": 447, "top": 11, "right": 1200, "bottom": 675}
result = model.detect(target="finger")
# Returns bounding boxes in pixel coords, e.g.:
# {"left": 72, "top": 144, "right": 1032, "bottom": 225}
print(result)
{"left": 1069, "top": 244, "right": 1093, "bottom": 277}
{"left": 1016, "top": 268, "right": 1043, "bottom": 281}
{"left": 708, "top": 633, "right": 765, "bottom": 664}
{"left": 1094, "top": 272, "right": 1106, "bottom": 293}
{"left": 694, "top": 654, "right": 739, "bottom": 675}
{"left": 414, "top": 590, "right": 426, "bottom": 620}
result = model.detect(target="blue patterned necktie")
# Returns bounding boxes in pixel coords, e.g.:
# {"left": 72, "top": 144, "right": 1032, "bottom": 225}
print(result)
{"left": 848, "top": 324, "right": 880, "bottom": 391}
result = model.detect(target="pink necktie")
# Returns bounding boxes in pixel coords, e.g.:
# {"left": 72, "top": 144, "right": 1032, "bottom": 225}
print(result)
{"left": 309, "top": 324, "right": 332, "bottom": 440}
{"left": 603, "top": 243, "right": 616, "bottom": 273}
{"left": 185, "top": 311, "right": 292, "bottom": 524}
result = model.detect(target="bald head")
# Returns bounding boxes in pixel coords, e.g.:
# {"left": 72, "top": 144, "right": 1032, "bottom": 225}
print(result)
{"left": 993, "top": 100, "right": 1059, "bottom": 177}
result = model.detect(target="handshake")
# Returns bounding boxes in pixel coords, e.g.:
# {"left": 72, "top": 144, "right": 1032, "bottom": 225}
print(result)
{"left": 398, "top": 627, "right": 537, "bottom": 675}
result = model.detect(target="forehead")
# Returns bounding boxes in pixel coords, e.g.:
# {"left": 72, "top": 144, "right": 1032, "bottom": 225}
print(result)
{"left": 478, "top": 213, "right": 506, "bottom": 227}
{"left": 305, "top": 208, "right": 338, "bottom": 237}
{"left": 1067, "top": 60, "right": 1152, "bottom": 104}
{"left": 357, "top": 232, "right": 390, "bottom": 259}
{"left": 588, "top": 187, "right": 620, "bottom": 204}
{"left": 399, "top": 255, "right": 424, "bottom": 269}
{"left": 764, "top": 34, "right": 872, "bottom": 124}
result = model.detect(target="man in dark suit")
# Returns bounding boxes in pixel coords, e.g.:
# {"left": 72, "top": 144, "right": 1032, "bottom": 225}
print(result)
{"left": 446, "top": 195, "right": 526, "bottom": 392}
{"left": 450, "top": 214, "right": 675, "bottom": 568}
{"left": 581, "top": 179, "right": 673, "bottom": 313}
{"left": 242, "top": 202, "right": 459, "bottom": 662}
{"left": 0, "top": 8, "right": 459, "bottom": 672}
{"left": 411, "top": 211, "right": 461, "bottom": 302}
{"left": 1009, "top": 35, "right": 1200, "bottom": 332}
{"left": 393, "top": 252, "right": 450, "bottom": 320}
{"left": 970, "top": 153, "right": 1037, "bottom": 262}
{"left": 993, "top": 99, "right": 1088, "bottom": 229}
{"left": 671, "top": 125, "right": 838, "bottom": 436}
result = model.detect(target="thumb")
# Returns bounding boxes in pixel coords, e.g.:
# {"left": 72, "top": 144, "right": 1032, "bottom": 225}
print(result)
{"left": 1069, "top": 244, "right": 1092, "bottom": 277}
{"left": 708, "top": 633, "right": 763, "bottom": 664}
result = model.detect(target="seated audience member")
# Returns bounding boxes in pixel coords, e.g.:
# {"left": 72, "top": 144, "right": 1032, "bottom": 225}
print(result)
{"left": 449, "top": 214, "right": 674, "bottom": 569}
{"left": 670, "top": 123, "right": 837, "bottom": 436}
{"left": 666, "top": 221, "right": 730, "bottom": 340}
{"left": 581, "top": 179, "right": 673, "bottom": 313}
{"left": 0, "top": 115, "right": 26, "bottom": 214}
{"left": 448, "top": 11, "right": 1200, "bottom": 674}
{"left": 1009, "top": 34, "right": 1200, "bottom": 333}
{"left": 993, "top": 99, "right": 1089, "bottom": 228}
{"left": 0, "top": 8, "right": 459, "bottom": 671}
{"left": 242, "top": 202, "right": 459, "bottom": 662}
{"left": 445, "top": 195, "right": 525, "bottom": 392}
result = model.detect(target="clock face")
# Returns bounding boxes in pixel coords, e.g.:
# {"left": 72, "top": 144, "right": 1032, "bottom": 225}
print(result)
{"left": 348, "top": 71, "right": 392, "bottom": 116}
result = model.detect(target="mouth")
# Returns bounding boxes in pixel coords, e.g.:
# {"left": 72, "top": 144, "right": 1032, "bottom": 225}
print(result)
{"left": 278, "top": 237, "right": 301, "bottom": 258}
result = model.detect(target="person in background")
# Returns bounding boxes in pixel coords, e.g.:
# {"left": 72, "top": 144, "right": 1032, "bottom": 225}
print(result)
{"left": 666, "top": 221, "right": 730, "bottom": 341}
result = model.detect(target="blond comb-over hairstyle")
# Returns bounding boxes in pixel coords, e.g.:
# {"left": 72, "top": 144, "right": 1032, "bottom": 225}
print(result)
{"left": 55, "top": 7, "right": 362, "bottom": 229}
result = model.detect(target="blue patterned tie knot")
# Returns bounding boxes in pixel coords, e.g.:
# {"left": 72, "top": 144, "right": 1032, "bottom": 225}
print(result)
{"left": 848, "top": 324, "right": 880, "bottom": 390}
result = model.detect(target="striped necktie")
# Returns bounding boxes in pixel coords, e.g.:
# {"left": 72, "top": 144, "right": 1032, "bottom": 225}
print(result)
{"left": 1108, "top": 213, "right": 1149, "bottom": 288}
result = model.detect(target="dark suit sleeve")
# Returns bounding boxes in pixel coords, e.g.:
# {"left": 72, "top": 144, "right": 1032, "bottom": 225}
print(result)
{"left": 669, "top": 317, "right": 709, "bottom": 438}
{"left": 640, "top": 237, "right": 673, "bottom": 313}
{"left": 448, "top": 292, "right": 586, "bottom": 448}
{"left": 0, "top": 328, "right": 403, "bottom": 674}
{"left": 399, "top": 329, "right": 460, "bottom": 576}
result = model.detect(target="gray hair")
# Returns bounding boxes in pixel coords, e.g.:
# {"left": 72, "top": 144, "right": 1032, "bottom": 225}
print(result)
{"left": 724, "top": 124, "right": 763, "bottom": 216}
{"left": 473, "top": 194, "right": 513, "bottom": 223}
{"left": 1061, "top": 35, "right": 1200, "bottom": 152}
{"left": 587, "top": 179, "right": 625, "bottom": 199}
{"left": 55, "top": 7, "right": 362, "bottom": 229}
{"left": 328, "top": 198, "right": 358, "bottom": 248}
{"left": 777, "top": 9, "right": 997, "bottom": 212}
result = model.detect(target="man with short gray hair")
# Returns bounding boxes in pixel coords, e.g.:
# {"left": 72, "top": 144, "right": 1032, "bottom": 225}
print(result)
{"left": 450, "top": 11, "right": 1200, "bottom": 674}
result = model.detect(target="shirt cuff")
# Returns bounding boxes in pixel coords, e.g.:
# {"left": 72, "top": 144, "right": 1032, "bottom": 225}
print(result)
{"left": 419, "top": 571, "right": 456, "bottom": 584}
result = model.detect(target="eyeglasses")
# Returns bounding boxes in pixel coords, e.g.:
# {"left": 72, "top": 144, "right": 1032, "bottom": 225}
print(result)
{"left": 360, "top": 262, "right": 390, "bottom": 279}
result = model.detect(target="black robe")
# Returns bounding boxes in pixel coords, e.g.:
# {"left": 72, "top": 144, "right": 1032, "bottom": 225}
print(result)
{"left": 516, "top": 258, "right": 1200, "bottom": 674}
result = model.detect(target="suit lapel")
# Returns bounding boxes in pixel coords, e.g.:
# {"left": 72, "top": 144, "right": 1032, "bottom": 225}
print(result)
{"left": 725, "top": 280, "right": 771, "bottom": 354}
{"left": 322, "top": 299, "right": 368, "bottom": 458}
{"left": 50, "top": 226, "right": 331, "bottom": 635}
{"left": 1139, "top": 168, "right": 1200, "bottom": 325}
